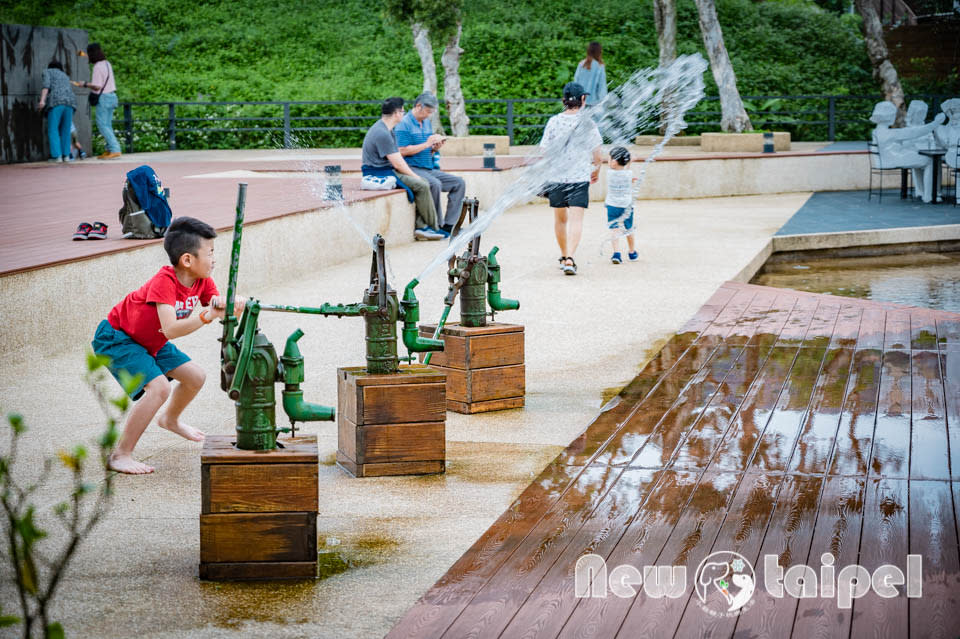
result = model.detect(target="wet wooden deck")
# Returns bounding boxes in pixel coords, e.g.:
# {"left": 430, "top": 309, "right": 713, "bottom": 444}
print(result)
{"left": 387, "top": 282, "right": 960, "bottom": 639}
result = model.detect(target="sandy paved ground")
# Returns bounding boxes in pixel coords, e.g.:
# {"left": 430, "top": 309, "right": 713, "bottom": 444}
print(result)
{"left": 0, "top": 192, "right": 806, "bottom": 638}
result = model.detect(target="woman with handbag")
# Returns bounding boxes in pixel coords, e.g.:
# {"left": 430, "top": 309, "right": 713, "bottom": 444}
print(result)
{"left": 80, "top": 43, "right": 121, "bottom": 159}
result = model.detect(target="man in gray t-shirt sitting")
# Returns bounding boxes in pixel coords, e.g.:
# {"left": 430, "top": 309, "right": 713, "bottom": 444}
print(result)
{"left": 361, "top": 97, "right": 444, "bottom": 240}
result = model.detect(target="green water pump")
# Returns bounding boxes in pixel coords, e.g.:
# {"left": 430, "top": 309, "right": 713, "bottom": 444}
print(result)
{"left": 446, "top": 197, "right": 519, "bottom": 328}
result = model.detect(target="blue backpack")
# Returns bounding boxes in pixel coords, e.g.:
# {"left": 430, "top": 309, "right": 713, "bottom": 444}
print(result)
{"left": 120, "top": 165, "right": 172, "bottom": 238}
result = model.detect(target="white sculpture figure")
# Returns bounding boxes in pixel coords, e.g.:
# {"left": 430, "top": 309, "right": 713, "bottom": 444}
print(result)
{"left": 934, "top": 98, "right": 960, "bottom": 170}
{"left": 871, "top": 101, "right": 945, "bottom": 203}
{"left": 905, "top": 100, "right": 936, "bottom": 192}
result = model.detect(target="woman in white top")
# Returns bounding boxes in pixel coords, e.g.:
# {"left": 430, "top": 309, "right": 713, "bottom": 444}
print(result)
{"left": 83, "top": 42, "right": 121, "bottom": 158}
{"left": 539, "top": 82, "right": 604, "bottom": 275}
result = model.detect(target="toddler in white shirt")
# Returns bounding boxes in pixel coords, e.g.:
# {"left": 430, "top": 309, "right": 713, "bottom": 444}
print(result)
{"left": 605, "top": 146, "right": 637, "bottom": 264}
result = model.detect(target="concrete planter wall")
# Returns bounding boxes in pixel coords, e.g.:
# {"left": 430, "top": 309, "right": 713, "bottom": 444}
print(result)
{"left": 441, "top": 135, "right": 510, "bottom": 156}
{"left": 701, "top": 131, "right": 791, "bottom": 152}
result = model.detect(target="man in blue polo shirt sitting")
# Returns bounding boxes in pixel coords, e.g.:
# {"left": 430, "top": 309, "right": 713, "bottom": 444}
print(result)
{"left": 395, "top": 92, "right": 466, "bottom": 233}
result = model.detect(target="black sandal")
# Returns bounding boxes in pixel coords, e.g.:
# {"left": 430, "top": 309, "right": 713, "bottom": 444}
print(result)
{"left": 562, "top": 256, "right": 577, "bottom": 276}
{"left": 558, "top": 256, "right": 567, "bottom": 269}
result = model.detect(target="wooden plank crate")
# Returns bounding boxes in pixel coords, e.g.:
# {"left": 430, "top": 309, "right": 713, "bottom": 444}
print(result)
{"left": 337, "top": 364, "right": 446, "bottom": 477}
{"left": 419, "top": 322, "right": 525, "bottom": 414}
{"left": 199, "top": 435, "right": 318, "bottom": 580}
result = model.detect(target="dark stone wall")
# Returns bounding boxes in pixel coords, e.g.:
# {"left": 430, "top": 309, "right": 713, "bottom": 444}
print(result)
{"left": 1, "top": 24, "right": 92, "bottom": 163}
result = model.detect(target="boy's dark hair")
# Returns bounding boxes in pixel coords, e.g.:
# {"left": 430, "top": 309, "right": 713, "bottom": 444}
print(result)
{"left": 47, "top": 60, "right": 64, "bottom": 71}
{"left": 610, "top": 146, "right": 631, "bottom": 166}
{"left": 163, "top": 217, "right": 216, "bottom": 266}
{"left": 381, "top": 97, "right": 404, "bottom": 116}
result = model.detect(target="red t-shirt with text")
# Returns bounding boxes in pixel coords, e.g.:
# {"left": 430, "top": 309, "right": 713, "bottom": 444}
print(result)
{"left": 107, "top": 266, "right": 219, "bottom": 356}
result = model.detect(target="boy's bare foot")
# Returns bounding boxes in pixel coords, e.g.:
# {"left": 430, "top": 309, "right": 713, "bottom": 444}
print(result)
{"left": 158, "top": 415, "right": 206, "bottom": 442}
{"left": 108, "top": 453, "right": 154, "bottom": 475}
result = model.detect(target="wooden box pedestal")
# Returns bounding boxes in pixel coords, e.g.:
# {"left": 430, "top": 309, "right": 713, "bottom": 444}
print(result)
{"left": 336, "top": 364, "right": 446, "bottom": 477}
{"left": 199, "top": 435, "right": 318, "bottom": 580}
{"left": 419, "top": 322, "right": 525, "bottom": 414}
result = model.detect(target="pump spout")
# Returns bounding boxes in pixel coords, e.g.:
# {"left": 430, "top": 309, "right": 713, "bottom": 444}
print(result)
{"left": 280, "top": 328, "right": 335, "bottom": 424}
{"left": 486, "top": 247, "right": 519, "bottom": 311}
{"left": 400, "top": 280, "right": 444, "bottom": 353}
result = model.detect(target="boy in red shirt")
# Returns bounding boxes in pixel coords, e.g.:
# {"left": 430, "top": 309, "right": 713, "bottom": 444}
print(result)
{"left": 92, "top": 217, "right": 243, "bottom": 474}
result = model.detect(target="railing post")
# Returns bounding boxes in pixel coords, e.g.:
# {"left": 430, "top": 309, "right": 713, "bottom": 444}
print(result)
{"left": 123, "top": 103, "right": 133, "bottom": 153}
{"left": 283, "top": 103, "right": 292, "bottom": 148}
{"left": 506, "top": 100, "right": 514, "bottom": 145}
{"left": 827, "top": 96, "right": 836, "bottom": 141}
{"left": 168, "top": 103, "right": 176, "bottom": 151}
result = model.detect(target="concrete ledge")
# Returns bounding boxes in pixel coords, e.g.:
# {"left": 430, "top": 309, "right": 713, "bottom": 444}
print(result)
{"left": 0, "top": 192, "right": 414, "bottom": 359}
{"left": 634, "top": 135, "right": 702, "bottom": 146}
{"left": 772, "top": 223, "right": 960, "bottom": 252}
{"left": 701, "top": 132, "right": 791, "bottom": 152}
{"left": 441, "top": 136, "right": 510, "bottom": 157}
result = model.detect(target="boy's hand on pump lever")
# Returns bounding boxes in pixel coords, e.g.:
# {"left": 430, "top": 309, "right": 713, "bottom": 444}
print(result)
{"left": 208, "top": 295, "right": 247, "bottom": 320}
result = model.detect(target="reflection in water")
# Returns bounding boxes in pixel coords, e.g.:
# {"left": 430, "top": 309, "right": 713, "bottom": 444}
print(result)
{"left": 752, "top": 251, "right": 960, "bottom": 312}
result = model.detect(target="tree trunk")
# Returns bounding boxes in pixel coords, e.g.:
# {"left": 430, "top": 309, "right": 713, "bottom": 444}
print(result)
{"left": 411, "top": 22, "right": 445, "bottom": 135}
{"left": 853, "top": 0, "right": 906, "bottom": 125}
{"left": 694, "top": 0, "right": 752, "bottom": 132}
{"left": 441, "top": 22, "right": 469, "bottom": 137}
{"left": 653, "top": 0, "right": 678, "bottom": 134}
{"left": 653, "top": 0, "right": 677, "bottom": 67}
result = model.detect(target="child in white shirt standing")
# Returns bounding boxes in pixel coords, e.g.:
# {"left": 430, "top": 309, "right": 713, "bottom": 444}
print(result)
{"left": 605, "top": 146, "right": 637, "bottom": 264}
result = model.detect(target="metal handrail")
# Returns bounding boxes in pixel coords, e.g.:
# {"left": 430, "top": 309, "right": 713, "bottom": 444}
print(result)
{"left": 114, "top": 94, "right": 951, "bottom": 153}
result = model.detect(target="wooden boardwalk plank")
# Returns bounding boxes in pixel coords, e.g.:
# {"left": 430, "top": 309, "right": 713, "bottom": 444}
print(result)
{"left": 849, "top": 477, "right": 909, "bottom": 639}
{"left": 787, "top": 348, "right": 855, "bottom": 475}
{"left": 791, "top": 476, "right": 867, "bottom": 639}
{"left": 747, "top": 292, "right": 800, "bottom": 352}
{"left": 908, "top": 480, "right": 960, "bottom": 639}
{"left": 384, "top": 461, "right": 584, "bottom": 639}
{"left": 437, "top": 465, "right": 658, "bottom": 638}
{"left": 710, "top": 346, "right": 804, "bottom": 472}
{"left": 558, "top": 470, "right": 702, "bottom": 639}
{"left": 910, "top": 350, "right": 950, "bottom": 480}
{"left": 589, "top": 341, "right": 735, "bottom": 467}
{"left": 911, "top": 310, "right": 941, "bottom": 351}
{"left": 940, "top": 350, "right": 960, "bottom": 480}
{"left": 557, "top": 332, "right": 699, "bottom": 467}
{"left": 775, "top": 296, "right": 821, "bottom": 347}
{"left": 498, "top": 468, "right": 663, "bottom": 639}
{"left": 622, "top": 343, "right": 747, "bottom": 468}
{"left": 830, "top": 303, "right": 864, "bottom": 349}
{"left": 829, "top": 349, "right": 883, "bottom": 477}
{"left": 731, "top": 474, "right": 824, "bottom": 639}
{"left": 606, "top": 471, "right": 742, "bottom": 638}
{"left": 670, "top": 347, "right": 773, "bottom": 472}
{"left": 388, "top": 284, "right": 960, "bottom": 639}
{"left": 748, "top": 344, "right": 830, "bottom": 473}
{"left": 856, "top": 307, "right": 887, "bottom": 351}
{"left": 870, "top": 349, "right": 912, "bottom": 479}
{"left": 884, "top": 311, "right": 912, "bottom": 351}
{"left": 672, "top": 472, "right": 786, "bottom": 638}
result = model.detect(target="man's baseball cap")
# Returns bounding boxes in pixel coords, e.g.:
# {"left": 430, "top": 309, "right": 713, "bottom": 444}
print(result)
{"left": 563, "top": 82, "right": 588, "bottom": 99}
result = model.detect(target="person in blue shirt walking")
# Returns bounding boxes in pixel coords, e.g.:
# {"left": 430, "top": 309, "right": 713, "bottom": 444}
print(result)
{"left": 573, "top": 42, "right": 608, "bottom": 107}
{"left": 395, "top": 92, "right": 466, "bottom": 233}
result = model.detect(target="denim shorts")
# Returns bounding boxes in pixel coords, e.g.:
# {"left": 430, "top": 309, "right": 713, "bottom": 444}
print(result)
{"left": 606, "top": 205, "right": 634, "bottom": 231}
{"left": 544, "top": 182, "right": 590, "bottom": 209}
{"left": 91, "top": 320, "right": 191, "bottom": 399}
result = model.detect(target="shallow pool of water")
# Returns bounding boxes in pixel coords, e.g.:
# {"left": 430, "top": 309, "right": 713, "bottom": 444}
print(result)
{"left": 752, "top": 251, "right": 960, "bottom": 312}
